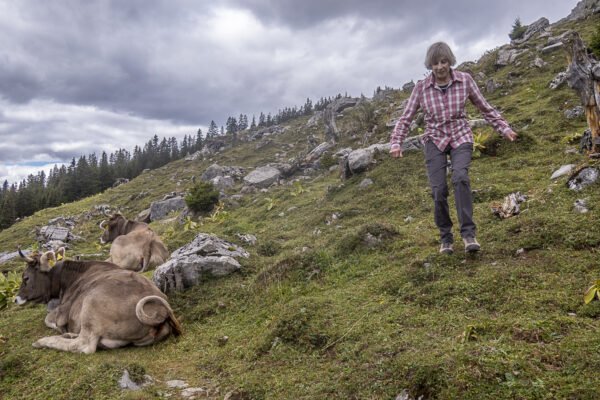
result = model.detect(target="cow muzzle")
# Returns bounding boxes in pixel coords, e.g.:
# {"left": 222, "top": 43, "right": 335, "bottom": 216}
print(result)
{"left": 14, "top": 296, "right": 27, "bottom": 306}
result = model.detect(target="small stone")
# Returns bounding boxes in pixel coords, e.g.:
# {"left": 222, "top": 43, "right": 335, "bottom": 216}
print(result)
{"left": 218, "top": 336, "right": 229, "bottom": 346}
{"left": 516, "top": 248, "right": 525, "bottom": 256}
{"left": 181, "top": 387, "right": 207, "bottom": 398}
{"left": 424, "top": 263, "right": 431, "bottom": 268}
{"left": 574, "top": 199, "right": 588, "bottom": 213}
{"left": 550, "top": 164, "right": 575, "bottom": 180}
{"left": 302, "top": 247, "right": 310, "bottom": 252}
{"left": 167, "top": 380, "right": 189, "bottom": 389}
{"left": 404, "top": 216, "right": 413, "bottom": 223}
{"left": 313, "top": 229, "right": 321, "bottom": 235}
{"left": 359, "top": 178, "right": 374, "bottom": 188}
{"left": 568, "top": 313, "right": 577, "bottom": 317}
{"left": 278, "top": 212, "right": 285, "bottom": 217}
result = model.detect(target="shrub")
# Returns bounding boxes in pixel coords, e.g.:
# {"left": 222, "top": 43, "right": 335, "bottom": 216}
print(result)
{"left": 184, "top": 181, "right": 219, "bottom": 213}
{"left": 509, "top": 17, "right": 528, "bottom": 40}
{"left": 320, "top": 153, "right": 338, "bottom": 169}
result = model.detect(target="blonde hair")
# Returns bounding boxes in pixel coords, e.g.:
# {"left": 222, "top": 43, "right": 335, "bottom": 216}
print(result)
{"left": 424, "top": 42, "right": 456, "bottom": 69}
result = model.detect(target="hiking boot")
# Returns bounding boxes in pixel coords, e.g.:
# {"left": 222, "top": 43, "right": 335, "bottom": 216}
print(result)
{"left": 439, "top": 242, "right": 454, "bottom": 255}
{"left": 463, "top": 237, "right": 481, "bottom": 253}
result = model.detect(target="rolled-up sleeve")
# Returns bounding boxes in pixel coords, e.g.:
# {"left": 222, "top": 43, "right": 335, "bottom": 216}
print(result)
{"left": 391, "top": 83, "right": 422, "bottom": 151}
{"left": 467, "top": 74, "right": 514, "bottom": 137}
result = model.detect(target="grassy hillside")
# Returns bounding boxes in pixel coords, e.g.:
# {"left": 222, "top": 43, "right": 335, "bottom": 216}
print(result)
{"left": 1, "top": 14, "right": 600, "bottom": 400}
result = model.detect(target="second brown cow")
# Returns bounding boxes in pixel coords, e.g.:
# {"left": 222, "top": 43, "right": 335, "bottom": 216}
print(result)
{"left": 100, "top": 213, "right": 169, "bottom": 272}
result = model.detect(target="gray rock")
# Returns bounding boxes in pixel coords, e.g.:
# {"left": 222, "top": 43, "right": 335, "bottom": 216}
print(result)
{"left": 550, "top": 164, "right": 575, "bottom": 179}
{"left": 485, "top": 78, "right": 500, "bottom": 94}
{"left": 567, "top": 167, "right": 599, "bottom": 190}
{"left": 167, "top": 380, "right": 188, "bottom": 389}
{"left": 496, "top": 48, "right": 527, "bottom": 66}
{"left": 112, "top": 178, "right": 129, "bottom": 188}
{"left": 236, "top": 233, "right": 257, "bottom": 245}
{"left": 201, "top": 164, "right": 226, "bottom": 181}
{"left": 511, "top": 17, "right": 549, "bottom": 45}
{"left": 564, "top": 106, "right": 585, "bottom": 119}
{"left": 0, "top": 249, "right": 31, "bottom": 263}
{"left": 305, "top": 142, "right": 333, "bottom": 163}
{"left": 181, "top": 387, "right": 207, "bottom": 398}
{"left": 211, "top": 175, "right": 235, "bottom": 191}
{"left": 118, "top": 370, "right": 152, "bottom": 391}
{"left": 152, "top": 233, "right": 249, "bottom": 293}
{"left": 557, "top": 0, "right": 600, "bottom": 24}
{"left": 530, "top": 56, "right": 548, "bottom": 69}
{"left": 37, "top": 226, "right": 70, "bottom": 242}
{"left": 243, "top": 166, "right": 281, "bottom": 188}
{"left": 402, "top": 81, "right": 415, "bottom": 92}
{"left": 574, "top": 199, "right": 589, "bottom": 213}
{"left": 348, "top": 148, "right": 373, "bottom": 174}
{"left": 185, "top": 151, "right": 201, "bottom": 161}
{"left": 549, "top": 71, "right": 568, "bottom": 89}
{"left": 359, "top": 178, "right": 373, "bottom": 188}
{"left": 150, "top": 196, "right": 186, "bottom": 221}
{"left": 541, "top": 42, "right": 564, "bottom": 53}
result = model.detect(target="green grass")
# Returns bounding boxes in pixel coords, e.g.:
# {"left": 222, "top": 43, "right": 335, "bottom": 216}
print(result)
{"left": 2, "top": 14, "right": 600, "bottom": 400}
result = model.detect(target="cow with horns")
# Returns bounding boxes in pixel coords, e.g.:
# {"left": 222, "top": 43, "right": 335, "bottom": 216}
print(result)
{"left": 99, "top": 212, "right": 169, "bottom": 272}
{"left": 14, "top": 247, "right": 182, "bottom": 354}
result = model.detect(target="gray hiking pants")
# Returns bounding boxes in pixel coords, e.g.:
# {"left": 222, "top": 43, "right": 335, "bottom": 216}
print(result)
{"left": 424, "top": 141, "right": 475, "bottom": 244}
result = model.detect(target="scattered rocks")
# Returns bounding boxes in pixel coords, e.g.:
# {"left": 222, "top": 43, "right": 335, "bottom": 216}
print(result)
{"left": 549, "top": 71, "right": 568, "bottom": 89}
{"left": 153, "top": 233, "right": 249, "bottom": 293}
{"left": 541, "top": 42, "right": 564, "bottom": 53}
{"left": 305, "top": 142, "right": 333, "bottom": 163}
{"left": 236, "top": 233, "right": 257, "bottom": 245}
{"left": 359, "top": 178, "right": 374, "bottom": 188}
{"left": 0, "top": 249, "right": 31, "bottom": 263}
{"left": 167, "top": 380, "right": 189, "bottom": 389}
{"left": 185, "top": 151, "right": 201, "bottom": 161}
{"left": 574, "top": 199, "right": 589, "bottom": 213}
{"left": 564, "top": 106, "right": 585, "bottom": 119}
{"left": 550, "top": 164, "right": 575, "bottom": 180}
{"left": 491, "top": 191, "right": 528, "bottom": 218}
{"left": 511, "top": 17, "right": 549, "bottom": 45}
{"left": 112, "top": 178, "right": 129, "bottom": 188}
{"left": 530, "top": 56, "right": 548, "bottom": 69}
{"left": 118, "top": 369, "right": 152, "bottom": 391}
{"left": 402, "top": 81, "right": 415, "bottom": 92}
{"left": 496, "top": 48, "right": 527, "bottom": 66}
{"left": 567, "top": 167, "right": 599, "bottom": 190}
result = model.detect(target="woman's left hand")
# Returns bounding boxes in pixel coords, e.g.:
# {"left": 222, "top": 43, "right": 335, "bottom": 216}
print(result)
{"left": 506, "top": 131, "right": 518, "bottom": 141}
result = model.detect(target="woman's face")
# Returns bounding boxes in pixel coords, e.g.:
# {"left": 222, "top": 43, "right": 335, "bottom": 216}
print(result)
{"left": 432, "top": 57, "right": 450, "bottom": 84}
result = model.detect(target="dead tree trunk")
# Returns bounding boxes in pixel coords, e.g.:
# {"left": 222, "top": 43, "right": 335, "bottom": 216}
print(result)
{"left": 564, "top": 31, "right": 600, "bottom": 154}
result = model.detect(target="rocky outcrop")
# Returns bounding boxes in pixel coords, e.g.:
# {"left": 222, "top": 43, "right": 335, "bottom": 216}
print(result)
{"left": 200, "top": 164, "right": 245, "bottom": 182}
{"left": 557, "top": 0, "right": 600, "bottom": 24}
{"left": 567, "top": 167, "right": 599, "bottom": 190}
{"left": 304, "top": 142, "right": 333, "bottom": 163}
{"left": 243, "top": 166, "right": 281, "bottom": 188}
{"left": 152, "top": 233, "right": 249, "bottom": 293}
{"left": 511, "top": 17, "right": 549, "bottom": 45}
{"left": 150, "top": 196, "right": 186, "bottom": 221}
{"left": 496, "top": 48, "right": 527, "bottom": 66}
{"left": 549, "top": 71, "right": 568, "bottom": 89}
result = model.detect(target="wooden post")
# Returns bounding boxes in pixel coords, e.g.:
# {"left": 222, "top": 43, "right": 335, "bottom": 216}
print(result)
{"left": 564, "top": 31, "right": 600, "bottom": 154}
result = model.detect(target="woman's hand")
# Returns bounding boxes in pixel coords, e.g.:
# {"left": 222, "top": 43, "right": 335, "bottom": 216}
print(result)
{"left": 506, "top": 131, "right": 518, "bottom": 142}
{"left": 389, "top": 149, "right": 403, "bottom": 158}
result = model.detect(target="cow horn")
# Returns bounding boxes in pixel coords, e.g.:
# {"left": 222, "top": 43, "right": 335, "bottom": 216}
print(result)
{"left": 18, "top": 245, "right": 33, "bottom": 262}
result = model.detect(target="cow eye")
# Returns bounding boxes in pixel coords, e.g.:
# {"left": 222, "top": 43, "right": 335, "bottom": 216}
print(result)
{"left": 22, "top": 276, "right": 29, "bottom": 284}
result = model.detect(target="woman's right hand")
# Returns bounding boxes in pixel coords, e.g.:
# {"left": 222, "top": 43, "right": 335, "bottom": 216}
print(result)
{"left": 389, "top": 149, "right": 403, "bottom": 158}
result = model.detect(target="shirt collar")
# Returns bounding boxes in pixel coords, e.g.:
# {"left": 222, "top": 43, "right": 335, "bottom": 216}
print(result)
{"left": 426, "top": 69, "right": 461, "bottom": 88}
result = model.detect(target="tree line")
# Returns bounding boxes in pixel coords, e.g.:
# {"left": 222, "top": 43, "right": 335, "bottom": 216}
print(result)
{"left": 0, "top": 95, "right": 340, "bottom": 230}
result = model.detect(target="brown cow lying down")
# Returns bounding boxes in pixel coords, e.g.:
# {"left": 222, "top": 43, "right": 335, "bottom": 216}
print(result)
{"left": 99, "top": 213, "right": 169, "bottom": 272}
{"left": 15, "top": 248, "right": 182, "bottom": 354}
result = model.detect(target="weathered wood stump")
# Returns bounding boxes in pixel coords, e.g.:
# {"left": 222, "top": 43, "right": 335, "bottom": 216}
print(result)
{"left": 564, "top": 31, "right": 600, "bottom": 154}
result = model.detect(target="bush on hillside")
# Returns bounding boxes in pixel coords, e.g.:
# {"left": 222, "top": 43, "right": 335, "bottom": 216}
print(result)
{"left": 184, "top": 181, "right": 220, "bottom": 213}
{"left": 509, "top": 17, "right": 528, "bottom": 40}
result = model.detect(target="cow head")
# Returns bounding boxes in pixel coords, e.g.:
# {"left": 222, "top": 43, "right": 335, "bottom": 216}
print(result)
{"left": 15, "top": 247, "right": 65, "bottom": 306}
{"left": 99, "top": 213, "right": 126, "bottom": 244}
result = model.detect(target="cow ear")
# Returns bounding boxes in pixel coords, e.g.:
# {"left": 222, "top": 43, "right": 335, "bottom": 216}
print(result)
{"left": 39, "top": 251, "right": 57, "bottom": 271}
{"left": 56, "top": 247, "right": 65, "bottom": 261}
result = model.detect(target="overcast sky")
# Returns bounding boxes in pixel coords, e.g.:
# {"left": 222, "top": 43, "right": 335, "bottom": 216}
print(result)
{"left": 0, "top": 0, "right": 580, "bottom": 185}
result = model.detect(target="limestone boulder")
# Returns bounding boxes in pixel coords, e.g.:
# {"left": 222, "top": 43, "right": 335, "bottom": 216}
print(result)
{"left": 150, "top": 196, "right": 186, "bottom": 221}
{"left": 243, "top": 166, "right": 281, "bottom": 188}
{"left": 152, "top": 233, "right": 249, "bottom": 293}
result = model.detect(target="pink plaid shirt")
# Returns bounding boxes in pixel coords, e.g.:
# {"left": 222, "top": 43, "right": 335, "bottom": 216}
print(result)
{"left": 390, "top": 70, "right": 514, "bottom": 152}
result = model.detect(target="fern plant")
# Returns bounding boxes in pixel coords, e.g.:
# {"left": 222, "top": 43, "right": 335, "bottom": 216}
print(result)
{"left": 584, "top": 279, "right": 600, "bottom": 304}
{"left": 0, "top": 272, "right": 21, "bottom": 310}
{"left": 472, "top": 132, "right": 490, "bottom": 158}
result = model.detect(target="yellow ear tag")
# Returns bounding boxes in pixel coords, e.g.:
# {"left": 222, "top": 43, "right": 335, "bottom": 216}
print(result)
{"left": 48, "top": 259, "right": 56, "bottom": 267}
{"left": 104, "top": 225, "right": 109, "bottom": 230}
{"left": 57, "top": 253, "right": 63, "bottom": 261}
